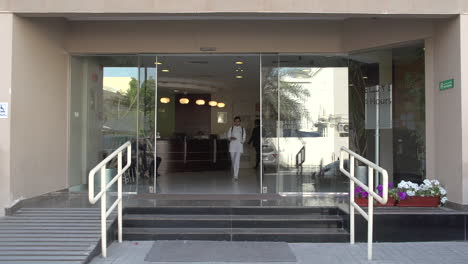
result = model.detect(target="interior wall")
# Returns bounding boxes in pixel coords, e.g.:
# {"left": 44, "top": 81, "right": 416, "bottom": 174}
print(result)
{"left": 432, "top": 16, "right": 463, "bottom": 204}
{"left": 66, "top": 20, "right": 343, "bottom": 53}
{"left": 10, "top": 16, "right": 69, "bottom": 200}
{"left": 0, "top": 13, "right": 13, "bottom": 215}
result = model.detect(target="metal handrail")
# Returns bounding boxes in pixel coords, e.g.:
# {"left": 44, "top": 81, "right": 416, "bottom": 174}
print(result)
{"left": 339, "top": 146, "right": 388, "bottom": 261}
{"left": 88, "top": 141, "right": 131, "bottom": 258}
{"left": 295, "top": 146, "right": 305, "bottom": 167}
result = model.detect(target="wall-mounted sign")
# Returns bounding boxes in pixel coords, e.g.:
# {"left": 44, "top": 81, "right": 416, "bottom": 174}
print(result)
{"left": 365, "top": 85, "right": 392, "bottom": 129}
{"left": 0, "top": 102, "right": 8, "bottom": 119}
{"left": 439, "top": 79, "right": 454, "bottom": 91}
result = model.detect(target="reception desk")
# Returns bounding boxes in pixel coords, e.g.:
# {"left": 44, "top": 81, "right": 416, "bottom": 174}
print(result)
{"left": 156, "top": 138, "right": 230, "bottom": 173}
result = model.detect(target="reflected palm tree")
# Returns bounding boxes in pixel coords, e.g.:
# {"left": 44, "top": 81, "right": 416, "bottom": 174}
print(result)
{"left": 262, "top": 67, "right": 319, "bottom": 136}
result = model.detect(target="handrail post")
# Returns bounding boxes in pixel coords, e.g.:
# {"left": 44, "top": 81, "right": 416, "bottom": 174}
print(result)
{"left": 100, "top": 165, "right": 107, "bottom": 258}
{"left": 350, "top": 156, "right": 355, "bottom": 245}
{"left": 117, "top": 152, "right": 123, "bottom": 243}
{"left": 368, "top": 167, "right": 374, "bottom": 261}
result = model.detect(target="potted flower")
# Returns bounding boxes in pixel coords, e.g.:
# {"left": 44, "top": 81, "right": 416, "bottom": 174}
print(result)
{"left": 354, "top": 186, "right": 369, "bottom": 207}
{"left": 353, "top": 182, "right": 396, "bottom": 207}
{"left": 395, "top": 179, "right": 447, "bottom": 207}
{"left": 376, "top": 182, "right": 396, "bottom": 207}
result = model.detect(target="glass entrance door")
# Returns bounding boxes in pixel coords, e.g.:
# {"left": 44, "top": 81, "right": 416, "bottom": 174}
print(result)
{"left": 261, "top": 54, "right": 349, "bottom": 194}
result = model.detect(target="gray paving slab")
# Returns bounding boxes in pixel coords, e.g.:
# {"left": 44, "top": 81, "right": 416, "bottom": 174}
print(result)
{"left": 89, "top": 241, "right": 468, "bottom": 264}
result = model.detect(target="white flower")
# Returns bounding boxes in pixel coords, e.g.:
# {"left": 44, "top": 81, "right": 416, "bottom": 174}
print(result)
{"left": 441, "top": 197, "right": 448, "bottom": 204}
{"left": 420, "top": 184, "right": 430, "bottom": 191}
{"left": 423, "top": 179, "right": 431, "bottom": 186}
{"left": 406, "top": 190, "right": 416, "bottom": 196}
{"left": 433, "top": 180, "right": 440, "bottom": 186}
{"left": 398, "top": 181, "right": 407, "bottom": 189}
{"left": 440, "top": 188, "right": 447, "bottom": 195}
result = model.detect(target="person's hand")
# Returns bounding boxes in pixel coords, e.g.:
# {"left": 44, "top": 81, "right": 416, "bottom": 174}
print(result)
{"left": 230, "top": 137, "right": 237, "bottom": 140}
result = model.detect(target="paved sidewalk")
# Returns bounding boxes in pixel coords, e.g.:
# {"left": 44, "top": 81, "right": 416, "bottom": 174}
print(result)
{"left": 90, "top": 241, "right": 468, "bottom": 264}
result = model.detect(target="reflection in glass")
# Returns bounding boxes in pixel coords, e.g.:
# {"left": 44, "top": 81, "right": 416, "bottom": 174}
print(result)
{"left": 261, "top": 55, "right": 349, "bottom": 193}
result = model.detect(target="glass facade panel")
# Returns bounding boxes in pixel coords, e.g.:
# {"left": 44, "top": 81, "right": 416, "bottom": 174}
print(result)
{"left": 261, "top": 54, "right": 349, "bottom": 193}
{"left": 69, "top": 55, "right": 139, "bottom": 193}
{"left": 349, "top": 43, "right": 426, "bottom": 185}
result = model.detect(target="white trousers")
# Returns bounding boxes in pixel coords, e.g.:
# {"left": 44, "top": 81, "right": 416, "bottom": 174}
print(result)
{"left": 230, "top": 151, "right": 241, "bottom": 178}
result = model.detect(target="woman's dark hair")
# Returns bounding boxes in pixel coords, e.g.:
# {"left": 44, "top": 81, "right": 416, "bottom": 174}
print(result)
{"left": 234, "top": 116, "right": 241, "bottom": 121}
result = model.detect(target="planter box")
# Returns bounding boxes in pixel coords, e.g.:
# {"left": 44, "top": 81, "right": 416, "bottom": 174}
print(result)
{"left": 353, "top": 197, "right": 396, "bottom": 207}
{"left": 397, "top": 196, "right": 440, "bottom": 207}
{"left": 354, "top": 197, "right": 368, "bottom": 207}
{"left": 376, "top": 197, "right": 396, "bottom": 207}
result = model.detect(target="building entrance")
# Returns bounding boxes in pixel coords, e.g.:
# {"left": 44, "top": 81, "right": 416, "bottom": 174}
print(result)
{"left": 68, "top": 44, "right": 426, "bottom": 196}
{"left": 147, "top": 54, "right": 261, "bottom": 194}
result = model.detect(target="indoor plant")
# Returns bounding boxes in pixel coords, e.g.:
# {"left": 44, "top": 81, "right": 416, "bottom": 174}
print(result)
{"left": 395, "top": 179, "right": 447, "bottom": 207}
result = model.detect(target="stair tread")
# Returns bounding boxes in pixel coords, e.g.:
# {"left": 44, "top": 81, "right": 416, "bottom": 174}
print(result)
{"left": 124, "top": 227, "right": 348, "bottom": 235}
{"left": 0, "top": 256, "right": 87, "bottom": 261}
{"left": 124, "top": 214, "right": 342, "bottom": 221}
{"left": 0, "top": 251, "right": 90, "bottom": 256}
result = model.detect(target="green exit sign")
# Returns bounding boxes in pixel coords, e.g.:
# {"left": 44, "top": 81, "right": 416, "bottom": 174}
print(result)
{"left": 439, "top": 79, "right": 454, "bottom": 91}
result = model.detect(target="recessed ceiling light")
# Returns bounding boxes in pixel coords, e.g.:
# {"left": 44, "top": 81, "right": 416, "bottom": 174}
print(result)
{"left": 217, "top": 102, "right": 226, "bottom": 108}
{"left": 155, "top": 62, "right": 162, "bottom": 65}
{"left": 196, "top": 99, "right": 206, "bottom": 106}
{"left": 235, "top": 61, "right": 244, "bottom": 65}
{"left": 160, "top": 97, "right": 170, "bottom": 104}
{"left": 162, "top": 69, "right": 170, "bottom": 72}
{"left": 235, "top": 75, "right": 243, "bottom": 79}
{"left": 179, "top": 98, "right": 189, "bottom": 104}
{"left": 362, "top": 76, "right": 368, "bottom": 79}
{"left": 208, "top": 101, "right": 218, "bottom": 107}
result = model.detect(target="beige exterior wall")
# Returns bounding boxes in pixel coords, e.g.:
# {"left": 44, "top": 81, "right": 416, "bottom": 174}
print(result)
{"left": 0, "top": 13, "right": 13, "bottom": 216}
{"left": 10, "top": 17, "right": 69, "bottom": 201}
{"left": 342, "top": 18, "right": 434, "bottom": 52}
{"left": 3, "top": 11, "right": 468, "bottom": 210}
{"left": 0, "top": 0, "right": 466, "bottom": 15}
{"left": 66, "top": 20, "right": 343, "bottom": 54}
{"left": 460, "top": 15, "right": 468, "bottom": 204}
{"left": 432, "top": 16, "right": 463, "bottom": 204}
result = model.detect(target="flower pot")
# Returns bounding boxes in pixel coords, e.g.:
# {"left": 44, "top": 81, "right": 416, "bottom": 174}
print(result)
{"left": 354, "top": 197, "right": 368, "bottom": 207}
{"left": 376, "top": 197, "right": 396, "bottom": 207}
{"left": 397, "top": 196, "right": 440, "bottom": 207}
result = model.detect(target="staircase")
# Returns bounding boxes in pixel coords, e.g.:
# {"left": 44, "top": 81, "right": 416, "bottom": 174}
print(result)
{"left": 123, "top": 206, "right": 348, "bottom": 242}
{"left": 0, "top": 208, "right": 116, "bottom": 264}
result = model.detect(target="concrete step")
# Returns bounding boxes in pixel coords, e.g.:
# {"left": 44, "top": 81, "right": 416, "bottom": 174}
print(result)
{"left": 125, "top": 206, "right": 340, "bottom": 215}
{"left": 124, "top": 227, "right": 349, "bottom": 242}
{"left": 124, "top": 214, "right": 343, "bottom": 228}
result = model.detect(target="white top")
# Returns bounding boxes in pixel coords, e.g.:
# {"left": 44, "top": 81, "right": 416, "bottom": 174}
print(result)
{"left": 227, "top": 126, "right": 246, "bottom": 153}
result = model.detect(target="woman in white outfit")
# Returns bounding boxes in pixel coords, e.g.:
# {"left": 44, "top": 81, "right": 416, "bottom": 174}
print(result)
{"left": 228, "top": 116, "right": 246, "bottom": 180}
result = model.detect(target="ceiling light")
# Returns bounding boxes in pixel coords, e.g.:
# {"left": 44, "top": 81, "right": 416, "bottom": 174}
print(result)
{"left": 362, "top": 76, "right": 368, "bottom": 79}
{"left": 208, "top": 101, "right": 218, "bottom": 107}
{"left": 162, "top": 69, "right": 170, "bottom": 72}
{"left": 235, "top": 75, "right": 243, "bottom": 79}
{"left": 235, "top": 61, "right": 244, "bottom": 65}
{"left": 302, "top": 69, "right": 311, "bottom": 72}
{"left": 196, "top": 99, "right": 205, "bottom": 105}
{"left": 155, "top": 62, "right": 162, "bottom": 65}
{"left": 179, "top": 98, "right": 189, "bottom": 104}
{"left": 160, "top": 97, "right": 170, "bottom": 104}
{"left": 217, "top": 102, "right": 226, "bottom": 108}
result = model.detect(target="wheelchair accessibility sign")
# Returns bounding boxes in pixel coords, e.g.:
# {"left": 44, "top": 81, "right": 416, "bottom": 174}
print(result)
{"left": 0, "top": 102, "right": 8, "bottom": 119}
